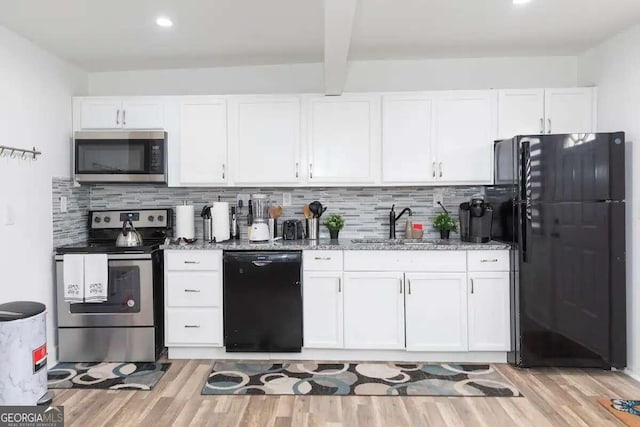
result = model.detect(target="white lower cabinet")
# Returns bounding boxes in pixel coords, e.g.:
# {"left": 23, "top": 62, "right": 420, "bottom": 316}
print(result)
{"left": 303, "top": 272, "right": 344, "bottom": 349}
{"left": 343, "top": 272, "right": 405, "bottom": 350}
{"left": 165, "top": 250, "right": 223, "bottom": 347}
{"left": 405, "top": 273, "right": 468, "bottom": 351}
{"left": 468, "top": 272, "right": 511, "bottom": 351}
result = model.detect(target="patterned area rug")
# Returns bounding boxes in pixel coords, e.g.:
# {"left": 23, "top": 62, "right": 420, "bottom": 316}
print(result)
{"left": 201, "top": 362, "right": 522, "bottom": 396}
{"left": 598, "top": 399, "right": 640, "bottom": 426}
{"left": 48, "top": 362, "right": 170, "bottom": 390}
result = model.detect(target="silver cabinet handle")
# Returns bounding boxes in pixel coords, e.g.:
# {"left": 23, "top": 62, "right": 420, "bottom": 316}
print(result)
{"left": 399, "top": 278, "right": 403, "bottom": 294}
{"left": 184, "top": 325, "right": 200, "bottom": 328}
{"left": 222, "top": 163, "right": 226, "bottom": 180}
{"left": 432, "top": 161, "right": 436, "bottom": 178}
{"left": 547, "top": 118, "right": 551, "bottom": 134}
{"left": 338, "top": 277, "right": 342, "bottom": 293}
{"left": 309, "top": 163, "right": 313, "bottom": 179}
{"left": 116, "top": 109, "right": 120, "bottom": 125}
{"left": 183, "top": 260, "right": 200, "bottom": 264}
{"left": 408, "top": 279, "right": 412, "bottom": 295}
{"left": 480, "top": 258, "right": 498, "bottom": 263}
{"left": 471, "top": 278, "right": 474, "bottom": 294}
{"left": 184, "top": 289, "right": 201, "bottom": 293}
{"left": 295, "top": 162, "right": 299, "bottom": 178}
{"left": 314, "top": 257, "right": 331, "bottom": 261}
{"left": 439, "top": 162, "right": 443, "bottom": 178}
{"left": 539, "top": 118, "right": 544, "bottom": 134}
{"left": 123, "top": 109, "right": 126, "bottom": 126}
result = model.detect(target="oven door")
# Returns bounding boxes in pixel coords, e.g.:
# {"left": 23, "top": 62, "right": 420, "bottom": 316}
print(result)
{"left": 74, "top": 131, "right": 166, "bottom": 183}
{"left": 56, "top": 256, "right": 154, "bottom": 327}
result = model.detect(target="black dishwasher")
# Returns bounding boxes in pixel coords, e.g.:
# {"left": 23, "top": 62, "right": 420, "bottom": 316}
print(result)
{"left": 223, "top": 251, "right": 303, "bottom": 352}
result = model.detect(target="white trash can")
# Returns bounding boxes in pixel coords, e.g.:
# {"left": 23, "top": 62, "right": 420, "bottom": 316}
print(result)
{"left": 0, "top": 301, "right": 51, "bottom": 405}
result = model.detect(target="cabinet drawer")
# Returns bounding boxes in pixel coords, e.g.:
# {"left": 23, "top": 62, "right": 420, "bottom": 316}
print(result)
{"left": 303, "top": 250, "right": 343, "bottom": 271}
{"left": 344, "top": 251, "right": 466, "bottom": 272}
{"left": 166, "top": 250, "right": 221, "bottom": 271}
{"left": 467, "top": 251, "right": 510, "bottom": 271}
{"left": 167, "top": 272, "right": 221, "bottom": 307}
{"left": 166, "top": 309, "right": 222, "bottom": 345}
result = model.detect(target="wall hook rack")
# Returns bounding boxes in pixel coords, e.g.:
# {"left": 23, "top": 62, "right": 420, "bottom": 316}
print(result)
{"left": 0, "top": 145, "right": 42, "bottom": 160}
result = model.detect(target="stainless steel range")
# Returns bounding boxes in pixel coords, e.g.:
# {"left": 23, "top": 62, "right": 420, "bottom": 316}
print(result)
{"left": 55, "top": 208, "right": 172, "bottom": 362}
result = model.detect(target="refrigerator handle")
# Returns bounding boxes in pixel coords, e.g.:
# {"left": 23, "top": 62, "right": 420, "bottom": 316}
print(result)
{"left": 521, "top": 140, "right": 531, "bottom": 263}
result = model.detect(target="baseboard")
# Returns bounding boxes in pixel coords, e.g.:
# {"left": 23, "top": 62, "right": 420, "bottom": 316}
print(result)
{"left": 167, "top": 347, "right": 507, "bottom": 363}
{"left": 624, "top": 368, "right": 640, "bottom": 383}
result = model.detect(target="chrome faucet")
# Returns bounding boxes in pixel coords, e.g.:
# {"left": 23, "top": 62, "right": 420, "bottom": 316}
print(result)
{"left": 389, "top": 204, "right": 412, "bottom": 239}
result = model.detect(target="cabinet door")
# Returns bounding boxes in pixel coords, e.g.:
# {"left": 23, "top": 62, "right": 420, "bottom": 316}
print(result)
{"left": 468, "top": 272, "right": 511, "bottom": 351}
{"left": 405, "top": 273, "right": 468, "bottom": 351}
{"left": 230, "top": 96, "right": 301, "bottom": 185}
{"left": 79, "top": 99, "right": 122, "bottom": 129}
{"left": 306, "top": 95, "right": 380, "bottom": 184}
{"left": 434, "top": 91, "right": 496, "bottom": 184}
{"left": 497, "top": 89, "right": 545, "bottom": 139}
{"left": 544, "top": 88, "right": 595, "bottom": 134}
{"left": 382, "top": 94, "right": 436, "bottom": 183}
{"left": 303, "top": 272, "right": 343, "bottom": 349}
{"left": 122, "top": 99, "right": 165, "bottom": 129}
{"left": 343, "top": 272, "right": 404, "bottom": 349}
{"left": 178, "top": 98, "right": 228, "bottom": 185}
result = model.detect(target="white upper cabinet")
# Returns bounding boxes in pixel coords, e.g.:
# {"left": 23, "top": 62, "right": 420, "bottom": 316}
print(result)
{"left": 230, "top": 96, "right": 302, "bottom": 185}
{"left": 544, "top": 88, "right": 595, "bottom": 134}
{"left": 405, "top": 273, "right": 468, "bottom": 352}
{"left": 468, "top": 272, "right": 511, "bottom": 351}
{"left": 382, "top": 94, "right": 436, "bottom": 183}
{"left": 176, "top": 97, "right": 228, "bottom": 186}
{"left": 121, "top": 99, "right": 165, "bottom": 129}
{"left": 343, "top": 272, "right": 405, "bottom": 349}
{"left": 497, "top": 89, "right": 545, "bottom": 139}
{"left": 77, "top": 99, "right": 122, "bottom": 129}
{"left": 306, "top": 95, "right": 381, "bottom": 184}
{"left": 76, "top": 98, "right": 164, "bottom": 130}
{"left": 434, "top": 91, "right": 496, "bottom": 184}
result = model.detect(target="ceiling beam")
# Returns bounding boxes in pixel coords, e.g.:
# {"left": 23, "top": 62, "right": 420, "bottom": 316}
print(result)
{"left": 323, "top": 0, "right": 358, "bottom": 95}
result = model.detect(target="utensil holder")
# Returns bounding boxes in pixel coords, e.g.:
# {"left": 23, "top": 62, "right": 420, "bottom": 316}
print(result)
{"left": 203, "top": 217, "right": 213, "bottom": 242}
{"left": 306, "top": 218, "right": 320, "bottom": 240}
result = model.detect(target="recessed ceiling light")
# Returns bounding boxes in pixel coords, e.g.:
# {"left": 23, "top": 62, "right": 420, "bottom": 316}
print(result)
{"left": 513, "top": 0, "right": 532, "bottom": 4}
{"left": 156, "top": 17, "right": 173, "bottom": 28}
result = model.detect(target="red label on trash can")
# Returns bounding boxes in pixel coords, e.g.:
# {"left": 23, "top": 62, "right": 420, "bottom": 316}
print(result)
{"left": 33, "top": 344, "right": 47, "bottom": 373}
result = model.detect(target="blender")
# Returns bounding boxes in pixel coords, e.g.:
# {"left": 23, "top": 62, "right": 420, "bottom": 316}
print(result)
{"left": 249, "top": 194, "right": 271, "bottom": 242}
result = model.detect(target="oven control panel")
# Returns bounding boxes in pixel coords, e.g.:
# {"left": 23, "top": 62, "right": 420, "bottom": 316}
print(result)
{"left": 91, "top": 209, "right": 169, "bottom": 229}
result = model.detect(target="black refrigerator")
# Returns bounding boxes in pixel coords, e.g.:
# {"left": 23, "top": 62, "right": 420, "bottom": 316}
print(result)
{"left": 487, "top": 132, "right": 626, "bottom": 369}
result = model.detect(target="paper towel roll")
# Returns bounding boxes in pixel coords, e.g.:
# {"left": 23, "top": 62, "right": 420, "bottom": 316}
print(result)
{"left": 175, "top": 205, "right": 195, "bottom": 239}
{"left": 212, "top": 202, "right": 230, "bottom": 242}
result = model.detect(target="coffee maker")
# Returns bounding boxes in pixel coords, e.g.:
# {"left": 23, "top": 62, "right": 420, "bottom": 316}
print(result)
{"left": 459, "top": 194, "right": 493, "bottom": 243}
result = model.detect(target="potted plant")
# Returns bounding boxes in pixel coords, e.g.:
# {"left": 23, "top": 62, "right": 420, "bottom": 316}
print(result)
{"left": 433, "top": 205, "right": 457, "bottom": 240}
{"left": 323, "top": 214, "right": 345, "bottom": 240}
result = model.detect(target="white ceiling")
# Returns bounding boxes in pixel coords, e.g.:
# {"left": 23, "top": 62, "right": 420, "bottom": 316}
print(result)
{"left": 0, "top": 0, "right": 638, "bottom": 71}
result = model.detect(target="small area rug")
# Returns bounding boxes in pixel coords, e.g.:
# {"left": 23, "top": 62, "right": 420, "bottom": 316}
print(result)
{"left": 48, "top": 362, "right": 170, "bottom": 390}
{"left": 598, "top": 399, "right": 640, "bottom": 426}
{"left": 201, "top": 361, "right": 522, "bottom": 396}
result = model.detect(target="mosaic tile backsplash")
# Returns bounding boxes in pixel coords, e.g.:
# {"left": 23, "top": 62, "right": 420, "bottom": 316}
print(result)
{"left": 52, "top": 178, "right": 90, "bottom": 247}
{"left": 88, "top": 184, "right": 483, "bottom": 240}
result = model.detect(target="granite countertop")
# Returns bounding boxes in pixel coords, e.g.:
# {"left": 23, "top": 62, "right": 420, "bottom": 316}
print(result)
{"left": 162, "top": 238, "right": 511, "bottom": 251}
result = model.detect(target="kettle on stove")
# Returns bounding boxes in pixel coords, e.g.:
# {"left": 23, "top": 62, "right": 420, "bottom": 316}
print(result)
{"left": 116, "top": 220, "right": 143, "bottom": 247}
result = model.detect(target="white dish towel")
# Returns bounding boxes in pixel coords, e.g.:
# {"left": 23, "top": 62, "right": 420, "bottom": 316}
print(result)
{"left": 83, "top": 254, "right": 109, "bottom": 303}
{"left": 63, "top": 254, "right": 85, "bottom": 304}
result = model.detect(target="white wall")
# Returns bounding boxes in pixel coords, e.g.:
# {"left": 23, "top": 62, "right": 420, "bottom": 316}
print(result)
{"left": 578, "top": 24, "right": 640, "bottom": 377}
{"left": 88, "top": 56, "right": 578, "bottom": 95}
{"left": 0, "top": 24, "right": 87, "bottom": 364}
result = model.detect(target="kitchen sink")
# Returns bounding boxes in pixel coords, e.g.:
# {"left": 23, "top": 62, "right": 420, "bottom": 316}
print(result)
{"left": 350, "top": 238, "right": 446, "bottom": 246}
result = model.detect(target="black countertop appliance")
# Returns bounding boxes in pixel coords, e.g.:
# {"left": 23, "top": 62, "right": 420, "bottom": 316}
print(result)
{"left": 487, "top": 132, "right": 626, "bottom": 370}
{"left": 459, "top": 194, "right": 493, "bottom": 243}
{"left": 223, "top": 251, "right": 303, "bottom": 352}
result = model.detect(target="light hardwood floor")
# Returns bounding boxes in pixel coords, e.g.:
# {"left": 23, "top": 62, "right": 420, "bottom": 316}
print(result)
{"left": 51, "top": 360, "right": 640, "bottom": 427}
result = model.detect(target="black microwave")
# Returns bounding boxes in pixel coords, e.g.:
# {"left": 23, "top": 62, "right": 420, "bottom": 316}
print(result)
{"left": 74, "top": 131, "right": 167, "bottom": 183}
